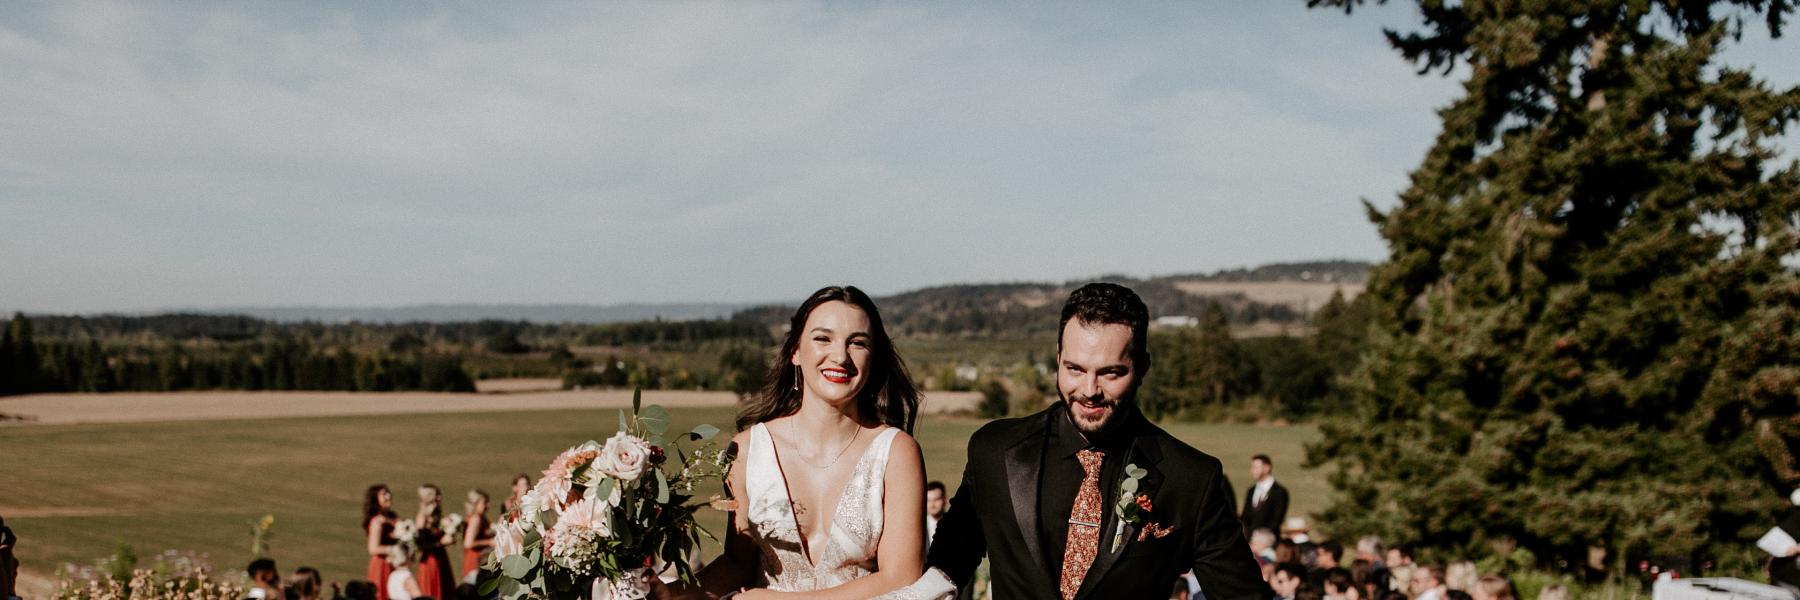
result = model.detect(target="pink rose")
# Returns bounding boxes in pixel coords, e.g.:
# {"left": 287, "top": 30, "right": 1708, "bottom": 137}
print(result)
{"left": 597, "top": 432, "right": 652, "bottom": 482}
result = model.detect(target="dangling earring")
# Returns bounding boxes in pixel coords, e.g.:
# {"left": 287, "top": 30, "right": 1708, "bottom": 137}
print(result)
{"left": 792, "top": 366, "right": 801, "bottom": 391}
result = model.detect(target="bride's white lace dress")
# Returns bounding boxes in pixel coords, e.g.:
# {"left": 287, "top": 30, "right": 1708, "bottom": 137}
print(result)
{"left": 741, "top": 423, "right": 955, "bottom": 599}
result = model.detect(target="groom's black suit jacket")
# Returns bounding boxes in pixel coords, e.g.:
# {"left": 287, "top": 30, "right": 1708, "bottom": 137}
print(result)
{"left": 927, "top": 403, "right": 1270, "bottom": 600}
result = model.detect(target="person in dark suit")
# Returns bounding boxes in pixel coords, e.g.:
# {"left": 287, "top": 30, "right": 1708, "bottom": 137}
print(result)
{"left": 926, "top": 283, "right": 1270, "bottom": 600}
{"left": 1241, "top": 454, "right": 1289, "bottom": 537}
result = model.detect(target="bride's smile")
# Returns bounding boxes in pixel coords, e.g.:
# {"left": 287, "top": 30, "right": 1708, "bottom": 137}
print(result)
{"left": 791, "top": 300, "right": 873, "bottom": 405}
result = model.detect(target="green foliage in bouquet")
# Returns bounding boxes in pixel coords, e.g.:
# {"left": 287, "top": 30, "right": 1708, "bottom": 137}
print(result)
{"left": 480, "top": 389, "right": 736, "bottom": 600}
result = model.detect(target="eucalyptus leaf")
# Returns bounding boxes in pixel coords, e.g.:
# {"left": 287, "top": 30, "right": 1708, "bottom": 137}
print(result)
{"left": 688, "top": 423, "right": 719, "bottom": 441}
{"left": 478, "top": 573, "right": 501, "bottom": 595}
{"left": 596, "top": 478, "right": 616, "bottom": 505}
{"left": 656, "top": 469, "right": 671, "bottom": 503}
{"left": 618, "top": 410, "right": 629, "bottom": 434}
{"left": 640, "top": 404, "right": 671, "bottom": 435}
{"left": 500, "top": 555, "right": 534, "bottom": 579}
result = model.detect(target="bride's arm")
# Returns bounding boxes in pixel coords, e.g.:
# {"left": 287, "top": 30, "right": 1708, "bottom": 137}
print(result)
{"left": 661, "top": 433, "right": 760, "bottom": 599}
{"left": 742, "top": 432, "right": 928, "bottom": 600}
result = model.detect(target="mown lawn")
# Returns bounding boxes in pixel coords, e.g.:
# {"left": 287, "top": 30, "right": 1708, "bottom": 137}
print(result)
{"left": 2, "top": 406, "right": 1321, "bottom": 586}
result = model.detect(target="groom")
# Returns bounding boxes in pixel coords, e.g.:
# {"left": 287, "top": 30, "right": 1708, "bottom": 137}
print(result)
{"left": 926, "top": 283, "right": 1270, "bottom": 600}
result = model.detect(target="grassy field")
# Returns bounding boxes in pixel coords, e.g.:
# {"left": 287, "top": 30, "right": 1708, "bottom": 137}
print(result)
{"left": 2, "top": 407, "right": 1322, "bottom": 588}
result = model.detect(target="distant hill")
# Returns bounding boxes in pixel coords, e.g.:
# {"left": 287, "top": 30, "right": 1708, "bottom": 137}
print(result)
{"left": 176, "top": 303, "right": 747, "bottom": 324}
{"left": 735, "top": 260, "right": 1372, "bottom": 336}
{"left": 80, "top": 260, "right": 1369, "bottom": 330}
{"left": 1158, "top": 259, "right": 1370, "bottom": 284}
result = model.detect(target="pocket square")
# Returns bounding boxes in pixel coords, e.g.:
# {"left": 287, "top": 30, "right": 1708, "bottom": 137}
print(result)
{"left": 1137, "top": 522, "right": 1174, "bottom": 541}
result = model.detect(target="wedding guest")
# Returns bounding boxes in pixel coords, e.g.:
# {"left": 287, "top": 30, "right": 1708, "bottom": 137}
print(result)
{"left": 341, "top": 580, "right": 378, "bottom": 600}
{"left": 1309, "top": 541, "right": 1343, "bottom": 589}
{"left": 1283, "top": 517, "right": 1319, "bottom": 572}
{"left": 1276, "top": 539, "right": 1303, "bottom": 566}
{"left": 1324, "top": 568, "right": 1358, "bottom": 600}
{"left": 1356, "top": 537, "right": 1385, "bottom": 566}
{"left": 1767, "top": 491, "right": 1800, "bottom": 593}
{"left": 0, "top": 514, "right": 17, "bottom": 600}
{"left": 1386, "top": 545, "right": 1416, "bottom": 593}
{"left": 1273, "top": 563, "right": 1308, "bottom": 600}
{"left": 1318, "top": 542, "right": 1343, "bottom": 570}
{"left": 386, "top": 547, "right": 422, "bottom": 600}
{"left": 1177, "top": 570, "right": 1203, "bottom": 600}
{"left": 1350, "top": 559, "right": 1384, "bottom": 600}
{"left": 1409, "top": 564, "right": 1446, "bottom": 600}
{"left": 923, "top": 480, "right": 947, "bottom": 550}
{"left": 286, "top": 566, "right": 324, "bottom": 600}
{"left": 414, "top": 484, "right": 456, "bottom": 600}
{"left": 1534, "top": 584, "right": 1569, "bottom": 600}
{"left": 1445, "top": 562, "right": 1478, "bottom": 593}
{"left": 1242, "top": 455, "right": 1290, "bottom": 536}
{"left": 246, "top": 558, "right": 283, "bottom": 600}
{"left": 1251, "top": 528, "right": 1279, "bottom": 562}
{"left": 461, "top": 490, "right": 494, "bottom": 583}
{"left": 364, "top": 485, "right": 399, "bottom": 600}
{"left": 501, "top": 474, "right": 530, "bottom": 519}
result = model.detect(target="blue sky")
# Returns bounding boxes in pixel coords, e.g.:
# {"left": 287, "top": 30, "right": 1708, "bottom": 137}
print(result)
{"left": 2, "top": 2, "right": 1795, "bottom": 313}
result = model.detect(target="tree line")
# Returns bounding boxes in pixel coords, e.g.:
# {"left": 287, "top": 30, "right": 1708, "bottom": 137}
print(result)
{"left": 1, "top": 314, "right": 475, "bottom": 395}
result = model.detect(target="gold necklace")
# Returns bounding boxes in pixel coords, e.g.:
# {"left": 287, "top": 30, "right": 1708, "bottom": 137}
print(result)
{"left": 786, "top": 419, "right": 862, "bottom": 469}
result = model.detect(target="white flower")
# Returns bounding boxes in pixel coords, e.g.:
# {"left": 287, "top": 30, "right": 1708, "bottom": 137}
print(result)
{"left": 391, "top": 520, "right": 418, "bottom": 543}
{"left": 596, "top": 432, "right": 652, "bottom": 482}
{"left": 492, "top": 519, "right": 525, "bottom": 559}
{"left": 546, "top": 499, "right": 610, "bottom": 574}
{"left": 519, "top": 489, "right": 547, "bottom": 521}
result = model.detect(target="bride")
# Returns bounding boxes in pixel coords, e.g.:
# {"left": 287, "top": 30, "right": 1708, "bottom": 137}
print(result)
{"left": 660, "top": 286, "right": 952, "bottom": 599}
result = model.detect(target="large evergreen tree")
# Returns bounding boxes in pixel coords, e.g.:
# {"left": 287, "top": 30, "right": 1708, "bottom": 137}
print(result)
{"left": 1308, "top": 0, "right": 1800, "bottom": 572}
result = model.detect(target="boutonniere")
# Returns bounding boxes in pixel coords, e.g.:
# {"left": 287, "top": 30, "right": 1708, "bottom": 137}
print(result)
{"left": 1112, "top": 463, "right": 1150, "bottom": 548}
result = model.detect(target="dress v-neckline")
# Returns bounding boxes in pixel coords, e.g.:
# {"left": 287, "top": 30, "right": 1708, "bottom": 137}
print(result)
{"left": 762, "top": 422, "right": 888, "bottom": 570}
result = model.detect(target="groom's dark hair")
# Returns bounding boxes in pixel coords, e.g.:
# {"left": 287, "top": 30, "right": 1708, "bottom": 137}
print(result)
{"left": 1057, "top": 282, "right": 1151, "bottom": 374}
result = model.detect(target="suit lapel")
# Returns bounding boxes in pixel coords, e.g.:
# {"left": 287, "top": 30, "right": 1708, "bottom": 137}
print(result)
{"left": 1075, "top": 428, "right": 1167, "bottom": 600}
{"left": 1004, "top": 409, "right": 1054, "bottom": 593}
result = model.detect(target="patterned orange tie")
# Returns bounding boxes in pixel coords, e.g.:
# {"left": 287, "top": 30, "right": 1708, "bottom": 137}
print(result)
{"left": 1059, "top": 449, "right": 1105, "bottom": 600}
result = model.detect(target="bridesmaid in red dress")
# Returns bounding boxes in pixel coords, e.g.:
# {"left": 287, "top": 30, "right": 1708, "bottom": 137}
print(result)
{"left": 413, "top": 484, "right": 457, "bottom": 600}
{"left": 362, "top": 485, "right": 398, "bottom": 600}
{"left": 500, "top": 474, "right": 530, "bottom": 519}
{"left": 460, "top": 490, "right": 495, "bottom": 583}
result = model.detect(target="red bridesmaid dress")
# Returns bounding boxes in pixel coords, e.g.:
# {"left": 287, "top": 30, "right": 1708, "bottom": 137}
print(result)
{"left": 366, "top": 516, "right": 396, "bottom": 600}
{"left": 416, "top": 521, "right": 456, "bottom": 600}
{"left": 462, "top": 513, "right": 493, "bottom": 582}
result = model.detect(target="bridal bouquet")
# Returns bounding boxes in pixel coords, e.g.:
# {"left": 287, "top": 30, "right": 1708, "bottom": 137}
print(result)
{"left": 481, "top": 392, "right": 736, "bottom": 600}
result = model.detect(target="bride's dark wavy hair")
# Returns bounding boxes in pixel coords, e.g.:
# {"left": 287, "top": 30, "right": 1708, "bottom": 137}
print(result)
{"left": 735, "top": 286, "right": 919, "bottom": 433}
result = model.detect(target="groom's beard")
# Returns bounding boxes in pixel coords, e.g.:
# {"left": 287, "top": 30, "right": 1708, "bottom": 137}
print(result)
{"left": 1062, "top": 389, "right": 1134, "bottom": 435}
